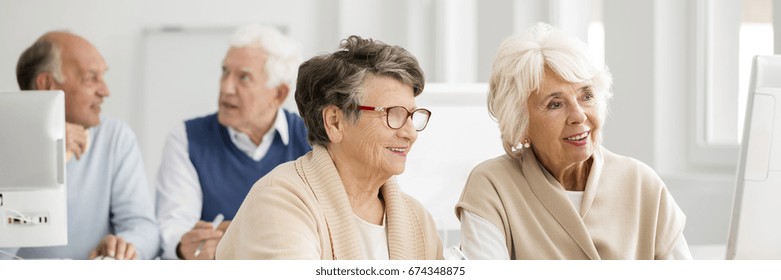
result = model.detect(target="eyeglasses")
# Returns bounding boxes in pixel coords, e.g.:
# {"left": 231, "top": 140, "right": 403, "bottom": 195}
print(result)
{"left": 354, "top": 105, "right": 432, "bottom": 131}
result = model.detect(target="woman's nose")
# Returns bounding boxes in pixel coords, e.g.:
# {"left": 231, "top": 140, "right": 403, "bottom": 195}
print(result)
{"left": 567, "top": 103, "right": 587, "bottom": 125}
{"left": 396, "top": 116, "right": 418, "bottom": 142}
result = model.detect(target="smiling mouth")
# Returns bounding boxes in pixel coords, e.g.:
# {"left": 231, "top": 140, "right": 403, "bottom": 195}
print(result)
{"left": 564, "top": 131, "right": 590, "bottom": 141}
{"left": 386, "top": 147, "right": 407, "bottom": 154}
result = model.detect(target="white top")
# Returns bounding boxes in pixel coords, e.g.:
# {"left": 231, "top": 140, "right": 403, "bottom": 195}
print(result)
{"left": 460, "top": 190, "right": 693, "bottom": 260}
{"left": 156, "top": 109, "right": 289, "bottom": 260}
{"left": 353, "top": 214, "right": 389, "bottom": 260}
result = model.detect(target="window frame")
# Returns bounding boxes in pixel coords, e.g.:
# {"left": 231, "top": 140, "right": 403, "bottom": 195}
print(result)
{"left": 690, "top": 0, "right": 741, "bottom": 169}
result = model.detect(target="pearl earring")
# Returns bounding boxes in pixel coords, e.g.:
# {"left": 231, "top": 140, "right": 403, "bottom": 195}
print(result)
{"left": 523, "top": 139, "right": 531, "bottom": 149}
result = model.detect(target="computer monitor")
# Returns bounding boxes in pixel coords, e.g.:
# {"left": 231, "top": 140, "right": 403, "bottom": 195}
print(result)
{"left": 726, "top": 55, "right": 781, "bottom": 259}
{"left": 0, "top": 90, "right": 68, "bottom": 247}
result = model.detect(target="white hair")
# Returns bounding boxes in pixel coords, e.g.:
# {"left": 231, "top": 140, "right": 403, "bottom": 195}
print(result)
{"left": 47, "top": 44, "right": 64, "bottom": 83}
{"left": 487, "top": 22, "right": 613, "bottom": 158}
{"left": 229, "top": 24, "right": 302, "bottom": 90}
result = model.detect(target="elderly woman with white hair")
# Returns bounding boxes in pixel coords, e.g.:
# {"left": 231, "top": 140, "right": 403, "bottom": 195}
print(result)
{"left": 455, "top": 23, "right": 692, "bottom": 260}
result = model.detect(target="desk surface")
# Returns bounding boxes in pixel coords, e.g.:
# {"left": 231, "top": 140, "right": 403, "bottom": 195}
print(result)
{"left": 690, "top": 244, "right": 727, "bottom": 260}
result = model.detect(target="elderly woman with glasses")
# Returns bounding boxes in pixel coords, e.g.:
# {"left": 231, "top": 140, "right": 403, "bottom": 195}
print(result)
{"left": 455, "top": 23, "right": 691, "bottom": 260}
{"left": 216, "top": 35, "right": 442, "bottom": 260}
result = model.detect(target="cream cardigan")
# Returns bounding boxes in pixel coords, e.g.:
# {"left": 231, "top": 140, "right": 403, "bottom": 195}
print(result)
{"left": 456, "top": 146, "right": 686, "bottom": 259}
{"left": 216, "top": 145, "right": 443, "bottom": 260}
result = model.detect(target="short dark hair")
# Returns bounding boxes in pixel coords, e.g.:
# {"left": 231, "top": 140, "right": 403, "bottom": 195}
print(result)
{"left": 295, "top": 35, "right": 425, "bottom": 147}
{"left": 16, "top": 37, "right": 61, "bottom": 90}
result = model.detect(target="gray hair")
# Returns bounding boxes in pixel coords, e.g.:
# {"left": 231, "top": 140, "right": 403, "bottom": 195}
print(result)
{"left": 16, "top": 35, "right": 63, "bottom": 90}
{"left": 295, "top": 35, "right": 425, "bottom": 147}
{"left": 488, "top": 22, "right": 613, "bottom": 158}
{"left": 229, "top": 24, "right": 302, "bottom": 90}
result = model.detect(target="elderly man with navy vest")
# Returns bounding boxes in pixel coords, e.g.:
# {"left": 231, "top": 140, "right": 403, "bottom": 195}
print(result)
{"left": 155, "top": 24, "right": 311, "bottom": 260}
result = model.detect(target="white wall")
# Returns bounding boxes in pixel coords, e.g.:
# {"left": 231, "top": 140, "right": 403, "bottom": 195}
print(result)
{"left": 0, "top": 0, "right": 337, "bottom": 127}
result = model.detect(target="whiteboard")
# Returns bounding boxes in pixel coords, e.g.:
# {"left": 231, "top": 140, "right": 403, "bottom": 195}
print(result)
{"left": 136, "top": 26, "right": 233, "bottom": 191}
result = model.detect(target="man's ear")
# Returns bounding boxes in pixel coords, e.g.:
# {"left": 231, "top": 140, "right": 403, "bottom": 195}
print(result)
{"left": 34, "top": 72, "right": 57, "bottom": 90}
{"left": 323, "top": 105, "right": 344, "bottom": 143}
{"left": 274, "top": 84, "right": 289, "bottom": 106}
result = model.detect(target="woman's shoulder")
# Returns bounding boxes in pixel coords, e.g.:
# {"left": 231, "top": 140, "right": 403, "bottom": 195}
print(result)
{"left": 398, "top": 192, "right": 426, "bottom": 213}
{"left": 458, "top": 154, "right": 526, "bottom": 200}
{"left": 598, "top": 146, "right": 667, "bottom": 195}
{"left": 470, "top": 153, "right": 519, "bottom": 175}
{"left": 248, "top": 161, "right": 308, "bottom": 196}
{"left": 397, "top": 191, "right": 439, "bottom": 229}
{"left": 599, "top": 146, "right": 658, "bottom": 176}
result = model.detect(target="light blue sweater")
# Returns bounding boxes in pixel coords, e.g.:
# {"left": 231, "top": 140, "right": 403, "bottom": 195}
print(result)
{"left": 1, "top": 117, "right": 159, "bottom": 259}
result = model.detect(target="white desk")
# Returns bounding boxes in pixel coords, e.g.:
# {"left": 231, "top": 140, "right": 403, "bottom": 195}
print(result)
{"left": 690, "top": 244, "right": 727, "bottom": 260}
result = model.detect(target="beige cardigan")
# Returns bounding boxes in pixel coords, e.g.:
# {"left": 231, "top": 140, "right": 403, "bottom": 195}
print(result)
{"left": 456, "top": 146, "right": 685, "bottom": 259}
{"left": 216, "top": 145, "right": 443, "bottom": 260}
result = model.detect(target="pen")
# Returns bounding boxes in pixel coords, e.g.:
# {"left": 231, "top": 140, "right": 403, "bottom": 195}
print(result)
{"left": 193, "top": 213, "right": 224, "bottom": 258}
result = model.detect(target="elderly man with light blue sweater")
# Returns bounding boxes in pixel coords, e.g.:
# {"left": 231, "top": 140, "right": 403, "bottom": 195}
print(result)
{"left": 1, "top": 31, "right": 159, "bottom": 260}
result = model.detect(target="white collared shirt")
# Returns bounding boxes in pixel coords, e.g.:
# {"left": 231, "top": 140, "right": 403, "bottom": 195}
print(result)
{"left": 226, "top": 109, "right": 290, "bottom": 161}
{"left": 156, "top": 109, "right": 289, "bottom": 260}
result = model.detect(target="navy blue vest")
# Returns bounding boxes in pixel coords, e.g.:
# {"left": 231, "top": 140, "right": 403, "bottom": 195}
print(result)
{"left": 185, "top": 111, "right": 311, "bottom": 221}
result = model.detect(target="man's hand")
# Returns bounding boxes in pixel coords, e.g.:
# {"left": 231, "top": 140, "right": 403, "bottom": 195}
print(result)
{"left": 88, "top": 234, "right": 137, "bottom": 260}
{"left": 216, "top": 220, "right": 231, "bottom": 233}
{"left": 177, "top": 221, "right": 226, "bottom": 260}
{"left": 65, "top": 122, "right": 89, "bottom": 161}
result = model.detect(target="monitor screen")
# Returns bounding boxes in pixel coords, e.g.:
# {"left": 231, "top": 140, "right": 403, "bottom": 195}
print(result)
{"left": 0, "top": 90, "right": 68, "bottom": 247}
{"left": 726, "top": 55, "right": 781, "bottom": 259}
